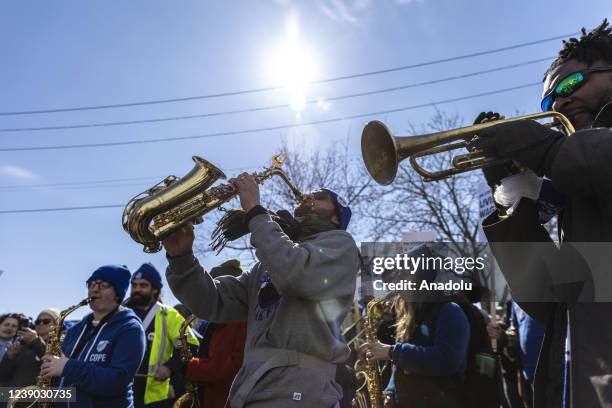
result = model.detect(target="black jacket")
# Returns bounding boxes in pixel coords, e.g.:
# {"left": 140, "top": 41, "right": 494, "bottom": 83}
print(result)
{"left": 0, "top": 337, "right": 46, "bottom": 387}
{"left": 482, "top": 104, "right": 612, "bottom": 408}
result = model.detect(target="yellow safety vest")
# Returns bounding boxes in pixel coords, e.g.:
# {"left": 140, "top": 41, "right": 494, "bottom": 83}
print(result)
{"left": 144, "top": 304, "right": 199, "bottom": 405}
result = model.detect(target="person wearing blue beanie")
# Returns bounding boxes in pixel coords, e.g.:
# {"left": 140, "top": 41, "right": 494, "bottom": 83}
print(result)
{"left": 40, "top": 264, "right": 145, "bottom": 407}
{"left": 320, "top": 188, "right": 352, "bottom": 231}
{"left": 86, "top": 264, "right": 131, "bottom": 302}
{"left": 126, "top": 262, "right": 199, "bottom": 407}
{"left": 288, "top": 188, "right": 351, "bottom": 232}
{"left": 132, "top": 262, "right": 163, "bottom": 290}
{"left": 163, "top": 173, "right": 360, "bottom": 408}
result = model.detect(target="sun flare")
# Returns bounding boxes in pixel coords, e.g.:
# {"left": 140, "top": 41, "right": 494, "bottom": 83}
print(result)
{"left": 266, "top": 15, "right": 319, "bottom": 114}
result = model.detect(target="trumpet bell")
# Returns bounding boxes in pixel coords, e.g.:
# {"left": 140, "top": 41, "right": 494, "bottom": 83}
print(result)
{"left": 361, "top": 120, "right": 398, "bottom": 186}
{"left": 361, "top": 112, "right": 575, "bottom": 184}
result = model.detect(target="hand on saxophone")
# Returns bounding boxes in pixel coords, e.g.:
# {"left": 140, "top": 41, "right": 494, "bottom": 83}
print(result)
{"left": 229, "top": 172, "right": 261, "bottom": 212}
{"left": 360, "top": 341, "right": 393, "bottom": 362}
{"left": 162, "top": 223, "right": 195, "bottom": 258}
{"left": 40, "top": 353, "right": 68, "bottom": 378}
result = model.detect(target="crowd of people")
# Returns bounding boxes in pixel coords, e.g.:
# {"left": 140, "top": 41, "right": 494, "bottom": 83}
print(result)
{"left": 3, "top": 18, "right": 612, "bottom": 408}
{"left": 0, "top": 262, "right": 246, "bottom": 408}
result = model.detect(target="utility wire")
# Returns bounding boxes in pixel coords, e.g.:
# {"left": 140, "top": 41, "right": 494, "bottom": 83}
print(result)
{"left": 0, "top": 57, "right": 553, "bottom": 133}
{"left": 0, "top": 175, "right": 163, "bottom": 190}
{"left": 0, "top": 181, "right": 159, "bottom": 193}
{"left": 0, "top": 33, "right": 575, "bottom": 116}
{"left": 0, "top": 82, "right": 541, "bottom": 152}
{"left": 0, "top": 165, "right": 261, "bottom": 190}
{"left": 0, "top": 204, "right": 124, "bottom": 214}
{"left": 0, "top": 183, "right": 372, "bottom": 214}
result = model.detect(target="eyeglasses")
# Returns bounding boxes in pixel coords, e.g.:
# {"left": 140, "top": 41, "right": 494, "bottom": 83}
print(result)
{"left": 35, "top": 318, "right": 53, "bottom": 325}
{"left": 86, "top": 280, "right": 112, "bottom": 290}
{"left": 541, "top": 67, "right": 612, "bottom": 112}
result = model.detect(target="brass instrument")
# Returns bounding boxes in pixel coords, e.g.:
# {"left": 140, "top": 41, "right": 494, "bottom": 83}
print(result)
{"left": 353, "top": 297, "right": 392, "bottom": 408}
{"left": 172, "top": 315, "right": 199, "bottom": 408}
{"left": 8, "top": 298, "right": 93, "bottom": 408}
{"left": 361, "top": 112, "right": 575, "bottom": 184}
{"left": 123, "top": 154, "right": 305, "bottom": 253}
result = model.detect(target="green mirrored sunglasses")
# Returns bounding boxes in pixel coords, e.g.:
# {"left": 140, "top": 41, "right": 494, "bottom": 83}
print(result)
{"left": 541, "top": 67, "right": 612, "bottom": 112}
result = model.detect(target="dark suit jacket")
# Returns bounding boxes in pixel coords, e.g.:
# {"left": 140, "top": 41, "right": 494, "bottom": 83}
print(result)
{"left": 482, "top": 105, "right": 612, "bottom": 408}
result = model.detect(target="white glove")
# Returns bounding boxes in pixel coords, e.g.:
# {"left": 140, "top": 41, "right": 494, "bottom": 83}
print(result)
{"left": 493, "top": 170, "right": 543, "bottom": 215}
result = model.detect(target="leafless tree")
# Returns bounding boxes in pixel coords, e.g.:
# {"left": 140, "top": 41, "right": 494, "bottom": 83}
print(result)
{"left": 193, "top": 110, "right": 497, "bottom": 296}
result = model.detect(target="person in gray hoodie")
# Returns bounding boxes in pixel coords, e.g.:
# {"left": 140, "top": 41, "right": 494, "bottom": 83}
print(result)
{"left": 162, "top": 173, "right": 360, "bottom": 408}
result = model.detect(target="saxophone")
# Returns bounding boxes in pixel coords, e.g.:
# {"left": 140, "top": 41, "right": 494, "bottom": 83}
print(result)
{"left": 123, "top": 154, "right": 305, "bottom": 253}
{"left": 353, "top": 297, "right": 391, "bottom": 408}
{"left": 8, "top": 297, "right": 93, "bottom": 408}
{"left": 172, "top": 315, "right": 200, "bottom": 408}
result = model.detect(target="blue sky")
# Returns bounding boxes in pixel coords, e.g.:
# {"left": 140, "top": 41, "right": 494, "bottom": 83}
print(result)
{"left": 1, "top": 0, "right": 610, "bottom": 318}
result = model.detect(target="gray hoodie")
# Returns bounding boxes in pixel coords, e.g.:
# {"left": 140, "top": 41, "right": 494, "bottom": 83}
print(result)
{"left": 166, "top": 213, "right": 360, "bottom": 407}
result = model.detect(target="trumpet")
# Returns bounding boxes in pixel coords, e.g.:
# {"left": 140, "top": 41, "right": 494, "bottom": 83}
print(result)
{"left": 361, "top": 112, "right": 575, "bottom": 184}
{"left": 123, "top": 154, "right": 304, "bottom": 253}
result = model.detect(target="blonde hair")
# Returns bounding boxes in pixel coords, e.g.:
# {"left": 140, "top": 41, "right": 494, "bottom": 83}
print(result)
{"left": 394, "top": 296, "right": 417, "bottom": 342}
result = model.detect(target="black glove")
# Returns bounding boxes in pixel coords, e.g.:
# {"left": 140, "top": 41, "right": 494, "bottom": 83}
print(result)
{"left": 210, "top": 208, "right": 252, "bottom": 253}
{"left": 470, "top": 112, "right": 519, "bottom": 187}
{"left": 468, "top": 119, "right": 564, "bottom": 178}
{"left": 473, "top": 111, "right": 504, "bottom": 126}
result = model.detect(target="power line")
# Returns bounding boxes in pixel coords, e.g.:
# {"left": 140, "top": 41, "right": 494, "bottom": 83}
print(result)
{"left": 0, "top": 57, "right": 553, "bottom": 133}
{"left": 0, "top": 181, "right": 158, "bottom": 193}
{"left": 0, "top": 165, "right": 262, "bottom": 190}
{"left": 0, "top": 33, "right": 575, "bottom": 116}
{"left": 0, "top": 183, "right": 372, "bottom": 214}
{"left": 0, "top": 204, "right": 124, "bottom": 214}
{"left": 0, "top": 82, "right": 541, "bottom": 152}
{"left": 0, "top": 175, "right": 163, "bottom": 190}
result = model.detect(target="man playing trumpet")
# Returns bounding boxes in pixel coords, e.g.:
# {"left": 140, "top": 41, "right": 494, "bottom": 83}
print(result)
{"left": 471, "top": 19, "right": 612, "bottom": 408}
{"left": 162, "top": 173, "right": 360, "bottom": 408}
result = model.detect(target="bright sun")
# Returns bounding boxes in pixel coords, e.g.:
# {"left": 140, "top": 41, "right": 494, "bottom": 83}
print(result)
{"left": 266, "top": 15, "right": 319, "bottom": 115}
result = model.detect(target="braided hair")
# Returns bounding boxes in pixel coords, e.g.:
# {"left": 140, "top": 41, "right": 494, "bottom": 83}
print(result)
{"left": 545, "top": 19, "right": 612, "bottom": 78}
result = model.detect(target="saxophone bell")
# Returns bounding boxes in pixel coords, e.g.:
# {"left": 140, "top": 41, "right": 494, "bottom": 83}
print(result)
{"left": 123, "top": 154, "right": 304, "bottom": 253}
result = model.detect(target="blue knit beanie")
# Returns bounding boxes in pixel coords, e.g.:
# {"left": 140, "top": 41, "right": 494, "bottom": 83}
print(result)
{"left": 321, "top": 188, "right": 352, "bottom": 230}
{"left": 87, "top": 264, "right": 131, "bottom": 302}
{"left": 132, "top": 262, "right": 163, "bottom": 289}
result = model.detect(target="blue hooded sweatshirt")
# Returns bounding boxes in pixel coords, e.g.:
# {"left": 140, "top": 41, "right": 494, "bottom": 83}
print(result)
{"left": 57, "top": 307, "right": 145, "bottom": 408}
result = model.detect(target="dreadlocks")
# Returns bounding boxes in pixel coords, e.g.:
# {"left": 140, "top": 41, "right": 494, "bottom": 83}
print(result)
{"left": 545, "top": 19, "right": 612, "bottom": 78}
